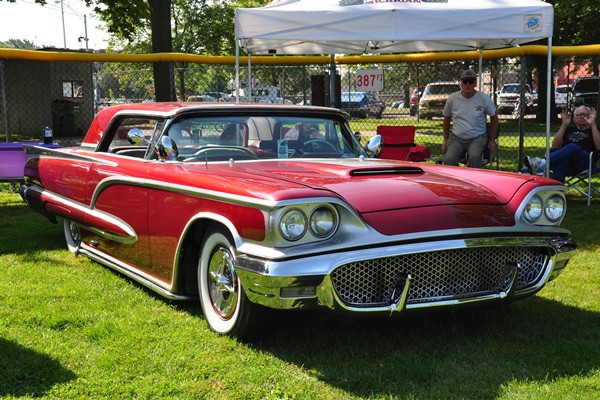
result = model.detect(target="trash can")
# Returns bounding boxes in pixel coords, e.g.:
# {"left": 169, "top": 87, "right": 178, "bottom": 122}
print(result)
{"left": 52, "top": 99, "right": 81, "bottom": 137}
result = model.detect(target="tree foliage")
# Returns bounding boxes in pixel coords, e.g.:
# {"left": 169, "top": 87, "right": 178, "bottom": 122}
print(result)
{"left": 0, "top": 38, "right": 36, "bottom": 49}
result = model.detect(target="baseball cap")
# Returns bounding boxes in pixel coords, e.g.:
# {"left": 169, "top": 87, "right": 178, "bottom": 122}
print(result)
{"left": 460, "top": 69, "right": 477, "bottom": 80}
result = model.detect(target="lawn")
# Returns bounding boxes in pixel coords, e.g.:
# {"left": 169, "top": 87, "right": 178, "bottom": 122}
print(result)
{"left": 0, "top": 184, "right": 599, "bottom": 399}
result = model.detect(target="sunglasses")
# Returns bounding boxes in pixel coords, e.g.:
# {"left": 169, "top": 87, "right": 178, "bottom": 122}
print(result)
{"left": 462, "top": 78, "right": 476, "bottom": 85}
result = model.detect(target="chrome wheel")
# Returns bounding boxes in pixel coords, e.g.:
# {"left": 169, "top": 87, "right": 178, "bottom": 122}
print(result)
{"left": 207, "top": 245, "right": 238, "bottom": 319}
{"left": 63, "top": 219, "right": 81, "bottom": 254}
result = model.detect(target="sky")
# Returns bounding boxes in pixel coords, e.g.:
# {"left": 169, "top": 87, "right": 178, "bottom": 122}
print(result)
{"left": 0, "top": 0, "right": 110, "bottom": 50}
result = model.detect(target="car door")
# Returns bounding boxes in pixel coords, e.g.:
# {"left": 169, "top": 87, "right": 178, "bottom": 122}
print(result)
{"left": 83, "top": 117, "right": 162, "bottom": 274}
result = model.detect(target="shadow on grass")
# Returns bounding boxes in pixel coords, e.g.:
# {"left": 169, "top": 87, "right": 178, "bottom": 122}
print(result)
{"left": 0, "top": 204, "right": 65, "bottom": 254}
{"left": 250, "top": 298, "right": 599, "bottom": 399}
{"left": 0, "top": 339, "right": 77, "bottom": 397}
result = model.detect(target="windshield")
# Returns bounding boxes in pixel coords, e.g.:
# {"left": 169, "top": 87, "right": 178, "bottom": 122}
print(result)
{"left": 425, "top": 84, "right": 458, "bottom": 95}
{"left": 164, "top": 115, "right": 363, "bottom": 161}
{"left": 501, "top": 84, "right": 529, "bottom": 94}
{"left": 341, "top": 92, "right": 366, "bottom": 102}
{"left": 556, "top": 86, "right": 569, "bottom": 94}
{"left": 573, "top": 78, "right": 599, "bottom": 93}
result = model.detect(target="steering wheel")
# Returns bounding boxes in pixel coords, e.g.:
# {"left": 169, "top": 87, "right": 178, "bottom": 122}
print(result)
{"left": 302, "top": 139, "right": 337, "bottom": 153}
{"left": 183, "top": 146, "right": 258, "bottom": 161}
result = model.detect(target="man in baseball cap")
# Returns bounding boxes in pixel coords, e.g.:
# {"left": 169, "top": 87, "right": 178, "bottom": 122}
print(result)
{"left": 442, "top": 69, "right": 499, "bottom": 168}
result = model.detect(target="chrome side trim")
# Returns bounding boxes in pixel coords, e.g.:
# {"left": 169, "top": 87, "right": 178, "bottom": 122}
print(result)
{"left": 25, "top": 185, "right": 138, "bottom": 245}
{"left": 23, "top": 144, "right": 119, "bottom": 166}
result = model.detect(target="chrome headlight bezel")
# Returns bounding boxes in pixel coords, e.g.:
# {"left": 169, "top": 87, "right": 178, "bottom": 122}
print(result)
{"left": 544, "top": 194, "right": 566, "bottom": 222}
{"left": 523, "top": 194, "right": 543, "bottom": 223}
{"left": 309, "top": 205, "right": 339, "bottom": 239}
{"left": 519, "top": 189, "right": 567, "bottom": 226}
{"left": 272, "top": 202, "right": 341, "bottom": 246}
{"left": 279, "top": 208, "right": 307, "bottom": 241}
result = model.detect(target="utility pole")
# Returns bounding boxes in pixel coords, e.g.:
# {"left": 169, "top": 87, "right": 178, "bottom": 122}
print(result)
{"left": 60, "top": 0, "right": 66, "bottom": 48}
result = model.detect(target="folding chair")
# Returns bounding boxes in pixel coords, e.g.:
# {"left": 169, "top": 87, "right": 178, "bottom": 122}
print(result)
{"left": 376, "top": 125, "right": 430, "bottom": 161}
{"left": 564, "top": 150, "right": 600, "bottom": 206}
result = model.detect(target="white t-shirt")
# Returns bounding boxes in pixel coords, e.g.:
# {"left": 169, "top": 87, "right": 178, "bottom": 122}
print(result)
{"left": 283, "top": 128, "right": 300, "bottom": 140}
{"left": 443, "top": 91, "right": 496, "bottom": 140}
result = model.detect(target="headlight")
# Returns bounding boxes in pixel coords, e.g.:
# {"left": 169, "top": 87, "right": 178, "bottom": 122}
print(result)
{"left": 279, "top": 209, "right": 307, "bottom": 241}
{"left": 545, "top": 194, "right": 566, "bottom": 222}
{"left": 309, "top": 206, "right": 338, "bottom": 238}
{"left": 523, "top": 195, "right": 543, "bottom": 222}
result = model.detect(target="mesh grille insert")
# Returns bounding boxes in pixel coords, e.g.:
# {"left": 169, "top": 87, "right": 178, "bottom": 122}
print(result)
{"left": 331, "top": 247, "right": 549, "bottom": 307}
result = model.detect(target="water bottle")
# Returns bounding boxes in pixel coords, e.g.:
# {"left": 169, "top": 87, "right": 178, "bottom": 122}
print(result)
{"left": 43, "top": 126, "right": 53, "bottom": 144}
{"left": 277, "top": 139, "right": 288, "bottom": 158}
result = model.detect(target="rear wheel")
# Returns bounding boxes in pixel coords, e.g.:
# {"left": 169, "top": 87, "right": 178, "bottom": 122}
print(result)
{"left": 198, "top": 228, "right": 265, "bottom": 339}
{"left": 63, "top": 219, "right": 81, "bottom": 254}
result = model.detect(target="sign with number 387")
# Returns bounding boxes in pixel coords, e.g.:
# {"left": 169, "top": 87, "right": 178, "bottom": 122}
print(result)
{"left": 356, "top": 69, "right": 384, "bottom": 92}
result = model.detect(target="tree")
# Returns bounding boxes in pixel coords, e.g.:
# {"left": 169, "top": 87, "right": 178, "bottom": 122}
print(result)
{"left": 0, "top": 38, "right": 36, "bottom": 49}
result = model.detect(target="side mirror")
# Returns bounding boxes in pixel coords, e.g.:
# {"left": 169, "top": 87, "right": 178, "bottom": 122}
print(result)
{"left": 366, "top": 134, "right": 383, "bottom": 157}
{"left": 127, "top": 128, "right": 147, "bottom": 145}
{"left": 155, "top": 135, "right": 179, "bottom": 161}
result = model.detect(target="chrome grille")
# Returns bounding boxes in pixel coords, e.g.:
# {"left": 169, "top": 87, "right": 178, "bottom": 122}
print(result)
{"left": 331, "top": 247, "right": 549, "bottom": 307}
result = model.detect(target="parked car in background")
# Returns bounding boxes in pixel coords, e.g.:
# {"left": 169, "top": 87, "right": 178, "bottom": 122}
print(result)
{"left": 418, "top": 82, "right": 460, "bottom": 119}
{"left": 186, "top": 94, "right": 217, "bottom": 102}
{"left": 409, "top": 86, "right": 426, "bottom": 116}
{"left": 554, "top": 84, "right": 570, "bottom": 111}
{"left": 497, "top": 83, "right": 536, "bottom": 114}
{"left": 237, "top": 85, "right": 291, "bottom": 104}
{"left": 204, "top": 92, "right": 230, "bottom": 102}
{"left": 20, "top": 102, "right": 577, "bottom": 339}
{"left": 570, "top": 76, "right": 599, "bottom": 108}
{"left": 340, "top": 91, "right": 385, "bottom": 119}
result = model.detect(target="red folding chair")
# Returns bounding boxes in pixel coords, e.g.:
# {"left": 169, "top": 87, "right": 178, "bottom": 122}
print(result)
{"left": 376, "top": 125, "right": 430, "bottom": 161}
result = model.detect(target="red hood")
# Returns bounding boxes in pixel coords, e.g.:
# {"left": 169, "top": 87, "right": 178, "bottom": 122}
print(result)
{"left": 223, "top": 159, "right": 533, "bottom": 213}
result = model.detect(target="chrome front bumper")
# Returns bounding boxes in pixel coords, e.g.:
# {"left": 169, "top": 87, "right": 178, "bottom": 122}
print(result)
{"left": 235, "top": 236, "right": 577, "bottom": 315}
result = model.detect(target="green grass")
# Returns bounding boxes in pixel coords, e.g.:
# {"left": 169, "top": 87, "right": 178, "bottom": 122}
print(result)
{"left": 1, "top": 184, "right": 599, "bottom": 399}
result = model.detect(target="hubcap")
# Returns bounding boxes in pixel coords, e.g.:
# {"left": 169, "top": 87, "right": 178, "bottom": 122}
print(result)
{"left": 207, "top": 246, "right": 238, "bottom": 319}
{"left": 69, "top": 221, "right": 81, "bottom": 244}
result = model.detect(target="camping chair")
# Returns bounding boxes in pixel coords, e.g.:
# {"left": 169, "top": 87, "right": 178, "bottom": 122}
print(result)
{"left": 460, "top": 123, "right": 500, "bottom": 169}
{"left": 376, "top": 125, "right": 430, "bottom": 161}
{"left": 564, "top": 150, "right": 600, "bottom": 206}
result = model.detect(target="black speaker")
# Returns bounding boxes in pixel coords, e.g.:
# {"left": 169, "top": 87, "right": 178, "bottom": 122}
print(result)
{"left": 311, "top": 74, "right": 341, "bottom": 108}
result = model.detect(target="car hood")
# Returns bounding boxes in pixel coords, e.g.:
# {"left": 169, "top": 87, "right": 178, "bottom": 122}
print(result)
{"left": 222, "top": 159, "right": 530, "bottom": 213}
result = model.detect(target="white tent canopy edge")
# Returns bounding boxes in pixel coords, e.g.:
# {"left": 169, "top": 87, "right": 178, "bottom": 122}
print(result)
{"left": 234, "top": 0, "right": 554, "bottom": 173}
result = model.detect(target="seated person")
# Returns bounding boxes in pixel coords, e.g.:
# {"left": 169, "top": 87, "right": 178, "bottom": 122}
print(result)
{"left": 220, "top": 123, "right": 243, "bottom": 145}
{"left": 524, "top": 106, "right": 600, "bottom": 182}
{"left": 283, "top": 122, "right": 305, "bottom": 140}
{"left": 304, "top": 124, "right": 325, "bottom": 140}
{"left": 442, "top": 69, "right": 498, "bottom": 168}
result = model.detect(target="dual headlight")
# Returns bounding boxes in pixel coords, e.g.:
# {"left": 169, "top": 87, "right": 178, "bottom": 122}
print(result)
{"left": 279, "top": 205, "right": 338, "bottom": 242}
{"left": 522, "top": 193, "right": 566, "bottom": 224}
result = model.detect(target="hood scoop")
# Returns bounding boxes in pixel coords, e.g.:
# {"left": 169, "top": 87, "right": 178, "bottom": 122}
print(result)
{"left": 350, "top": 166, "right": 424, "bottom": 177}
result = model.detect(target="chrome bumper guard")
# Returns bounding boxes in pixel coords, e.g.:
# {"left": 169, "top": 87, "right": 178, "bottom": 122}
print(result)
{"left": 235, "top": 236, "right": 577, "bottom": 315}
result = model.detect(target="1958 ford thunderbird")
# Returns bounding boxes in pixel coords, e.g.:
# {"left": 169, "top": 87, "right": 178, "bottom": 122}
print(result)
{"left": 20, "top": 102, "right": 577, "bottom": 339}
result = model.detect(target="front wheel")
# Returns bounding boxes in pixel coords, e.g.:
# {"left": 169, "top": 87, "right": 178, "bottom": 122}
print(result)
{"left": 198, "top": 228, "right": 265, "bottom": 339}
{"left": 63, "top": 219, "right": 82, "bottom": 254}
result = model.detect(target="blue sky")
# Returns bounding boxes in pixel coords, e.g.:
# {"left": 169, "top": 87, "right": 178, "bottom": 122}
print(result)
{"left": 0, "top": 0, "right": 109, "bottom": 49}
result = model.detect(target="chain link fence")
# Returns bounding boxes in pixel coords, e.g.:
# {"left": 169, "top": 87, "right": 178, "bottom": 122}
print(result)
{"left": 1, "top": 50, "right": 599, "bottom": 172}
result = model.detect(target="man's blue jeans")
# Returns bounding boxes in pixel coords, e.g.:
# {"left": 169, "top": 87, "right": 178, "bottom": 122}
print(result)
{"left": 549, "top": 143, "right": 590, "bottom": 182}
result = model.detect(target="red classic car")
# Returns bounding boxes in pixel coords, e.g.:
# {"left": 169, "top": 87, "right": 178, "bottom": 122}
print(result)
{"left": 20, "top": 102, "right": 577, "bottom": 339}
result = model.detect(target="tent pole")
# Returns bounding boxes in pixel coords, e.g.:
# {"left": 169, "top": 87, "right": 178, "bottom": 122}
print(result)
{"left": 235, "top": 40, "right": 240, "bottom": 102}
{"left": 545, "top": 36, "right": 553, "bottom": 178}
{"left": 248, "top": 52, "right": 252, "bottom": 102}
{"left": 330, "top": 54, "right": 336, "bottom": 108}
{"left": 478, "top": 49, "right": 483, "bottom": 91}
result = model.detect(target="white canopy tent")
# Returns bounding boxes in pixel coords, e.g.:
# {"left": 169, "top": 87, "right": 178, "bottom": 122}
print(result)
{"left": 235, "top": 0, "right": 553, "bottom": 55}
{"left": 234, "top": 0, "right": 555, "bottom": 170}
